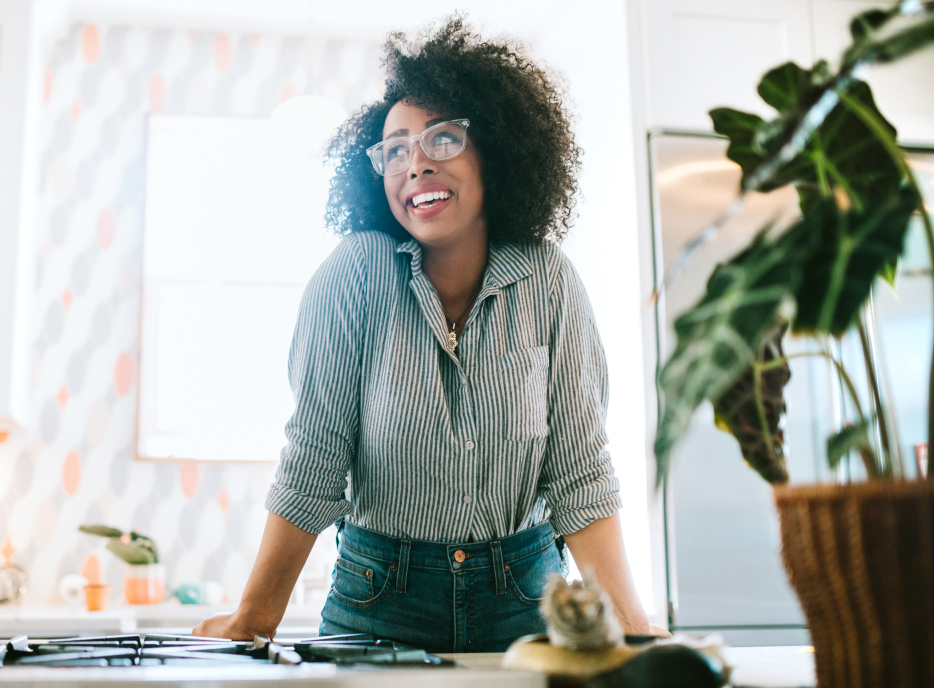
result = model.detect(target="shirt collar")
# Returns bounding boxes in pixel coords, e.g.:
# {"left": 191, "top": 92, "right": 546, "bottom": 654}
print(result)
{"left": 396, "top": 239, "right": 532, "bottom": 289}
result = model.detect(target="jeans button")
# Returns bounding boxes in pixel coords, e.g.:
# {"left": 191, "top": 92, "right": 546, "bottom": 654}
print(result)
{"left": 454, "top": 550, "right": 466, "bottom": 563}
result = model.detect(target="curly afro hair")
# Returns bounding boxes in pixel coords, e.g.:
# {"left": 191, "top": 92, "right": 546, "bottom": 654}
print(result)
{"left": 323, "top": 14, "right": 582, "bottom": 245}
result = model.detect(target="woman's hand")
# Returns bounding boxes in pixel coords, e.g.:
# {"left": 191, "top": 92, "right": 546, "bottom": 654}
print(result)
{"left": 192, "top": 611, "right": 270, "bottom": 641}
{"left": 615, "top": 616, "right": 672, "bottom": 638}
{"left": 564, "top": 514, "right": 652, "bottom": 636}
{"left": 190, "top": 513, "right": 317, "bottom": 642}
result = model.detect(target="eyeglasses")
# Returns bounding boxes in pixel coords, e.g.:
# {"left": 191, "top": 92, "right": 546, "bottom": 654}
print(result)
{"left": 366, "top": 119, "right": 471, "bottom": 177}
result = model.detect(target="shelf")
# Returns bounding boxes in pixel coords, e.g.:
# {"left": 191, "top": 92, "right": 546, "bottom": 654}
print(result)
{"left": 0, "top": 603, "right": 322, "bottom": 639}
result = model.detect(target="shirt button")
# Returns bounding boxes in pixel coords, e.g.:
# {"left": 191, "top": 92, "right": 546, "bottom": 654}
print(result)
{"left": 464, "top": 440, "right": 475, "bottom": 450}
{"left": 463, "top": 495, "right": 472, "bottom": 504}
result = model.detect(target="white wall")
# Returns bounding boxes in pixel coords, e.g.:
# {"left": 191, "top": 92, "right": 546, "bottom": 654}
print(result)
{"left": 0, "top": 0, "right": 41, "bottom": 438}
{"left": 1, "top": 0, "right": 656, "bottom": 618}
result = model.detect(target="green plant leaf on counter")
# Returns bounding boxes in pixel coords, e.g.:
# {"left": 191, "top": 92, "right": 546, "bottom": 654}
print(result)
{"left": 129, "top": 533, "right": 159, "bottom": 563}
{"left": 78, "top": 525, "right": 124, "bottom": 538}
{"left": 106, "top": 539, "right": 157, "bottom": 565}
{"left": 79, "top": 524, "right": 160, "bottom": 564}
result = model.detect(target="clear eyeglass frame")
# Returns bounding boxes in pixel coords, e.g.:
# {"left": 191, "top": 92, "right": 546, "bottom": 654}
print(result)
{"left": 366, "top": 119, "right": 471, "bottom": 177}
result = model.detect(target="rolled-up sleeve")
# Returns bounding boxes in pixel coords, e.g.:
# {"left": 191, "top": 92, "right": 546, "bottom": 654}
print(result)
{"left": 539, "top": 258, "right": 622, "bottom": 536}
{"left": 265, "top": 235, "right": 366, "bottom": 534}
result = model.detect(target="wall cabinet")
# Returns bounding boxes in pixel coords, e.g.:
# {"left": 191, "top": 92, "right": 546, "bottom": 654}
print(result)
{"left": 640, "top": 0, "right": 934, "bottom": 144}
{"left": 642, "top": 0, "right": 814, "bottom": 131}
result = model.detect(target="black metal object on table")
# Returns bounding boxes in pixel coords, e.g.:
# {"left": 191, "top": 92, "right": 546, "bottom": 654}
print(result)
{"left": 294, "top": 633, "right": 454, "bottom": 666}
{"left": 0, "top": 633, "right": 451, "bottom": 668}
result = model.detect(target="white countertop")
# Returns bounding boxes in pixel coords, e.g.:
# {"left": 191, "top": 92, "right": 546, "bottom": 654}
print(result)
{"left": 0, "top": 663, "right": 545, "bottom": 686}
{"left": 0, "top": 608, "right": 817, "bottom": 688}
{"left": 726, "top": 646, "right": 815, "bottom": 688}
{"left": 0, "top": 648, "right": 815, "bottom": 687}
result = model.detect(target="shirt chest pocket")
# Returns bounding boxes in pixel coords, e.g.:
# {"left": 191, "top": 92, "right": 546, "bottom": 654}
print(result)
{"left": 497, "top": 346, "right": 549, "bottom": 441}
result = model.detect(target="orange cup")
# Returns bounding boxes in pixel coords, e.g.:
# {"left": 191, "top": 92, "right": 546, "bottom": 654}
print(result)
{"left": 83, "top": 584, "right": 111, "bottom": 611}
{"left": 124, "top": 564, "right": 166, "bottom": 605}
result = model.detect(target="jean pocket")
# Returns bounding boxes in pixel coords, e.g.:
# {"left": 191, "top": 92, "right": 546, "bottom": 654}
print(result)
{"left": 506, "top": 541, "right": 562, "bottom": 606}
{"left": 498, "top": 346, "right": 549, "bottom": 441}
{"left": 331, "top": 547, "right": 393, "bottom": 609}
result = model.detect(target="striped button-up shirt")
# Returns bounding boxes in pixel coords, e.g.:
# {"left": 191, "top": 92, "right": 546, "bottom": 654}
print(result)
{"left": 265, "top": 230, "right": 621, "bottom": 541}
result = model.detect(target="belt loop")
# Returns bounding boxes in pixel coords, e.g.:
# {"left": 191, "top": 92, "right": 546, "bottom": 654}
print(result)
{"left": 334, "top": 518, "right": 345, "bottom": 551}
{"left": 396, "top": 540, "right": 411, "bottom": 594}
{"left": 490, "top": 541, "right": 506, "bottom": 595}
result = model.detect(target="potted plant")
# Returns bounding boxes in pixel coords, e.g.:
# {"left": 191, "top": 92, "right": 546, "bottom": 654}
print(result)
{"left": 78, "top": 525, "right": 166, "bottom": 605}
{"left": 653, "top": 2, "right": 934, "bottom": 687}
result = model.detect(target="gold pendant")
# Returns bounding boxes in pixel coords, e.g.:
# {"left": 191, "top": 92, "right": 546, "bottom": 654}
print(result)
{"left": 448, "top": 326, "right": 458, "bottom": 351}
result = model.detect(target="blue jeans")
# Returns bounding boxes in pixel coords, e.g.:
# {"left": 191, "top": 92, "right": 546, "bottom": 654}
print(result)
{"left": 319, "top": 521, "right": 567, "bottom": 653}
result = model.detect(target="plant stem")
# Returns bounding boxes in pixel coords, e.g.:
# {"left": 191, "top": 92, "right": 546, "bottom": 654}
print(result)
{"left": 817, "top": 219, "right": 854, "bottom": 332}
{"left": 839, "top": 89, "right": 934, "bottom": 481}
{"left": 856, "top": 316, "right": 896, "bottom": 477}
{"left": 812, "top": 144, "right": 832, "bottom": 199}
{"left": 761, "top": 350, "right": 865, "bottom": 418}
{"left": 758, "top": 347, "right": 880, "bottom": 477}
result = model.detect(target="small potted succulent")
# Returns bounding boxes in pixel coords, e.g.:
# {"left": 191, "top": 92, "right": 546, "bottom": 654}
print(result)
{"left": 654, "top": 2, "right": 934, "bottom": 687}
{"left": 78, "top": 525, "right": 166, "bottom": 605}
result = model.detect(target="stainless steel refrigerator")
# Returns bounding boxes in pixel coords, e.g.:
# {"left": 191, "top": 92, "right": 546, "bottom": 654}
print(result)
{"left": 649, "top": 131, "right": 934, "bottom": 646}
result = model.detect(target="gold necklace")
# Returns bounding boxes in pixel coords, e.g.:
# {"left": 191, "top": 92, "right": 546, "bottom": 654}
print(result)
{"left": 445, "top": 283, "right": 483, "bottom": 352}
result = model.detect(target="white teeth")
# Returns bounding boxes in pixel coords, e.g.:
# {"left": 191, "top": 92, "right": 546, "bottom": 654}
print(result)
{"left": 412, "top": 191, "right": 451, "bottom": 207}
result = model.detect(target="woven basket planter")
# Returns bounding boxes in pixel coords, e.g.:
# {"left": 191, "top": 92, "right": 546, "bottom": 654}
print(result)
{"left": 775, "top": 481, "right": 934, "bottom": 688}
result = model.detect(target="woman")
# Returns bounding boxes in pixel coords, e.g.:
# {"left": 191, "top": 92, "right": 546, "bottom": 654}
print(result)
{"left": 194, "top": 16, "right": 653, "bottom": 651}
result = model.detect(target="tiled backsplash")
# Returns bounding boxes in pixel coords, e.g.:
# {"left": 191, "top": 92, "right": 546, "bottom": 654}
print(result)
{"left": 0, "top": 20, "right": 379, "bottom": 607}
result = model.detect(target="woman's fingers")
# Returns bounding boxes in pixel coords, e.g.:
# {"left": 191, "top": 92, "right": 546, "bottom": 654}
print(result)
{"left": 192, "top": 612, "right": 240, "bottom": 639}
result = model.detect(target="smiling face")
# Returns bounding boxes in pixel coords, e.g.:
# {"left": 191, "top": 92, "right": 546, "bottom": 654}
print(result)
{"left": 381, "top": 100, "right": 486, "bottom": 253}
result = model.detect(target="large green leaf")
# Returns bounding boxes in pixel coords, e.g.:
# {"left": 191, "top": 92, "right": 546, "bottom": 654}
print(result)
{"left": 709, "top": 108, "right": 767, "bottom": 179}
{"left": 844, "top": 3, "right": 934, "bottom": 67}
{"left": 655, "top": 223, "right": 808, "bottom": 484}
{"left": 793, "top": 186, "right": 920, "bottom": 335}
{"left": 712, "top": 324, "right": 792, "bottom": 484}
{"left": 712, "top": 67, "right": 901, "bottom": 216}
{"left": 756, "top": 60, "right": 831, "bottom": 115}
{"left": 849, "top": 8, "right": 896, "bottom": 42}
{"left": 827, "top": 418, "right": 876, "bottom": 471}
